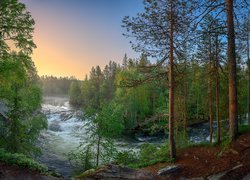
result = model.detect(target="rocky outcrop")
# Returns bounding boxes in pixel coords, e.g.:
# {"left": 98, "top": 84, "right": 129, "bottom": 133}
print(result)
{"left": 77, "top": 164, "right": 155, "bottom": 179}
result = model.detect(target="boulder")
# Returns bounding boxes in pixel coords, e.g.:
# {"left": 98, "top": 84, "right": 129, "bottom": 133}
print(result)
{"left": 49, "top": 122, "right": 62, "bottom": 132}
{"left": 77, "top": 164, "right": 154, "bottom": 179}
{"left": 157, "top": 165, "right": 181, "bottom": 176}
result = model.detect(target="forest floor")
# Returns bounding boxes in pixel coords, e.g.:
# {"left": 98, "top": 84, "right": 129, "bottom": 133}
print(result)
{"left": 142, "top": 132, "right": 250, "bottom": 179}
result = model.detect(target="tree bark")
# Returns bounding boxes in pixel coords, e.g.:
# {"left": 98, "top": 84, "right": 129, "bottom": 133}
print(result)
{"left": 168, "top": 0, "right": 176, "bottom": 159}
{"left": 209, "top": 37, "right": 213, "bottom": 144}
{"left": 225, "top": 0, "right": 238, "bottom": 141}
{"left": 247, "top": 24, "right": 250, "bottom": 124}
{"left": 183, "top": 56, "right": 187, "bottom": 139}
{"left": 215, "top": 35, "right": 220, "bottom": 144}
{"left": 96, "top": 135, "right": 101, "bottom": 167}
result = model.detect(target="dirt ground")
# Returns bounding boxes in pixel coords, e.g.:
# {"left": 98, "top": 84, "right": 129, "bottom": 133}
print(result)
{"left": 143, "top": 132, "right": 250, "bottom": 179}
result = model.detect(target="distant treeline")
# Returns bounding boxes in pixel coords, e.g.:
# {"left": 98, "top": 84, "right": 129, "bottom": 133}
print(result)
{"left": 40, "top": 75, "right": 78, "bottom": 96}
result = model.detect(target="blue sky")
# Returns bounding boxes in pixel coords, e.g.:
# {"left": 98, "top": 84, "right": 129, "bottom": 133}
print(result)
{"left": 20, "top": 0, "right": 144, "bottom": 79}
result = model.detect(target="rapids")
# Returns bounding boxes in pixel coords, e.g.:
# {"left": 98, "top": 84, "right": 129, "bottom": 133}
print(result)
{"left": 37, "top": 96, "right": 249, "bottom": 178}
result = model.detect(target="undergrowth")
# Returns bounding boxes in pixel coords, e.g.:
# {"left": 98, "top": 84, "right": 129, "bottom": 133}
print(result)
{"left": 0, "top": 148, "right": 60, "bottom": 177}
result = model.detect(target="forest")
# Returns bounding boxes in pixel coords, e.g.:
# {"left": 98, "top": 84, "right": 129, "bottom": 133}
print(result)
{"left": 0, "top": 0, "right": 250, "bottom": 179}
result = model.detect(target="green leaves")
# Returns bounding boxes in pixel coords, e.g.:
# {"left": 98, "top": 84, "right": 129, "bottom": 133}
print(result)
{"left": 95, "top": 102, "right": 124, "bottom": 138}
{"left": 69, "top": 81, "right": 82, "bottom": 107}
{"left": 0, "top": 148, "right": 48, "bottom": 173}
{"left": 0, "top": 0, "right": 36, "bottom": 55}
{"left": 0, "top": 53, "right": 44, "bottom": 156}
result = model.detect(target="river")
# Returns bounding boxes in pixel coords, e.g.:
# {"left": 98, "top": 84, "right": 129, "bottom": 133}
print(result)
{"left": 37, "top": 96, "right": 248, "bottom": 178}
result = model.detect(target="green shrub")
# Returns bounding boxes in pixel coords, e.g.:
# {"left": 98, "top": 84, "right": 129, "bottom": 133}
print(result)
{"left": 0, "top": 148, "right": 48, "bottom": 173}
{"left": 114, "top": 150, "right": 138, "bottom": 165}
{"left": 115, "top": 142, "right": 173, "bottom": 169}
{"left": 68, "top": 145, "right": 94, "bottom": 173}
{"left": 239, "top": 124, "right": 250, "bottom": 135}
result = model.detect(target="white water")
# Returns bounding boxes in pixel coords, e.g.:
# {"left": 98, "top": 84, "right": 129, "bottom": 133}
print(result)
{"left": 37, "top": 97, "right": 158, "bottom": 177}
{"left": 38, "top": 97, "right": 140, "bottom": 177}
{"left": 37, "top": 97, "right": 89, "bottom": 177}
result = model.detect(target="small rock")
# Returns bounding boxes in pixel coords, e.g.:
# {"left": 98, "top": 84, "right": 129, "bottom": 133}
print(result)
{"left": 157, "top": 165, "right": 181, "bottom": 176}
{"left": 207, "top": 172, "right": 227, "bottom": 180}
{"left": 80, "top": 164, "right": 154, "bottom": 179}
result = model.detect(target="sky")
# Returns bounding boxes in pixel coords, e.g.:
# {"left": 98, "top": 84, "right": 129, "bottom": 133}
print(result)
{"left": 20, "top": 0, "right": 144, "bottom": 79}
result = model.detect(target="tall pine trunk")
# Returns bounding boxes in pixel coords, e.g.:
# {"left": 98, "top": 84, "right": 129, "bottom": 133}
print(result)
{"left": 169, "top": 0, "right": 176, "bottom": 159}
{"left": 215, "top": 35, "right": 221, "bottom": 144}
{"left": 248, "top": 26, "right": 250, "bottom": 124}
{"left": 183, "top": 80, "right": 187, "bottom": 139}
{"left": 183, "top": 55, "right": 187, "bottom": 139}
{"left": 209, "top": 37, "right": 213, "bottom": 144}
{"left": 225, "top": 0, "right": 238, "bottom": 141}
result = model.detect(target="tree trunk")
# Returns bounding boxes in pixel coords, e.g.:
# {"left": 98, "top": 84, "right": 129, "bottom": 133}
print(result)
{"left": 168, "top": 0, "right": 176, "bottom": 159}
{"left": 225, "top": 0, "right": 238, "bottom": 141}
{"left": 209, "top": 37, "right": 213, "bottom": 144}
{"left": 96, "top": 135, "right": 101, "bottom": 167}
{"left": 215, "top": 35, "right": 220, "bottom": 144}
{"left": 248, "top": 25, "right": 250, "bottom": 124}
{"left": 183, "top": 57, "right": 187, "bottom": 139}
{"left": 196, "top": 100, "right": 199, "bottom": 120}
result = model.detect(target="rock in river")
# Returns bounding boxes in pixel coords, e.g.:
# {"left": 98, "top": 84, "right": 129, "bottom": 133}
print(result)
{"left": 49, "top": 121, "right": 62, "bottom": 132}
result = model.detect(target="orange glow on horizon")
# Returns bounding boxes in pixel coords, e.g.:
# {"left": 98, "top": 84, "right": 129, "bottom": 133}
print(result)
{"left": 20, "top": 0, "right": 141, "bottom": 80}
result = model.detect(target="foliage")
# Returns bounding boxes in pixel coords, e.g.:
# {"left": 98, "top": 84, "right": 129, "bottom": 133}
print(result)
{"left": 0, "top": 53, "right": 47, "bottom": 156}
{"left": 0, "top": 0, "right": 46, "bottom": 157}
{"left": 68, "top": 145, "right": 94, "bottom": 173}
{"left": 41, "top": 75, "right": 77, "bottom": 96}
{"left": 114, "top": 150, "right": 137, "bottom": 166}
{"left": 238, "top": 124, "right": 250, "bottom": 135}
{"left": 0, "top": 148, "right": 48, "bottom": 173}
{"left": 69, "top": 81, "right": 82, "bottom": 107}
{"left": 68, "top": 102, "right": 124, "bottom": 172}
{"left": 114, "top": 142, "right": 172, "bottom": 169}
{"left": 0, "top": 0, "right": 36, "bottom": 55}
